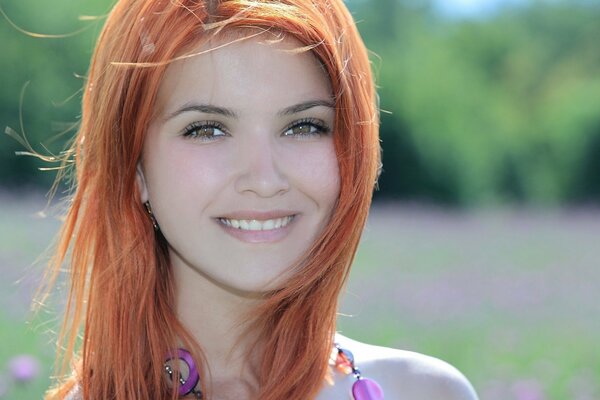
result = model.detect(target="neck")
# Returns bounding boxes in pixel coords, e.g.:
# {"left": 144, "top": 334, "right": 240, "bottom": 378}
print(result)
{"left": 172, "top": 254, "right": 264, "bottom": 393}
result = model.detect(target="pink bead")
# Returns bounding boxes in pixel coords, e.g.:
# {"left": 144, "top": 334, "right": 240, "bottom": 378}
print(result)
{"left": 352, "top": 377, "right": 384, "bottom": 400}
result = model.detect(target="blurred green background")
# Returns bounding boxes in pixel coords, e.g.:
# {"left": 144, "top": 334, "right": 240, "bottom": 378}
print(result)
{"left": 1, "top": 0, "right": 599, "bottom": 399}
{"left": 2, "top": 0, "right": 600, "bottom": 205}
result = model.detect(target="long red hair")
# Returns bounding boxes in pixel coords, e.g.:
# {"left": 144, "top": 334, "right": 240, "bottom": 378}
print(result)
{"left": 40, "top": 0, "right": 380, "bottom": 398}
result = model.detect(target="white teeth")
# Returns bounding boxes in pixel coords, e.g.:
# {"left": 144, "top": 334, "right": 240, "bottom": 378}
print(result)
{"left": 248, "top": 220, "right": 261, "bottom": 230}
{"left": 240, "top": 220, "right": 251, "bottom": 230}
{"left": 262, "top": 219, "right": 275, "bottom": 230}
{"left": 219, "top": 216, "right": 294, "bottom": 231}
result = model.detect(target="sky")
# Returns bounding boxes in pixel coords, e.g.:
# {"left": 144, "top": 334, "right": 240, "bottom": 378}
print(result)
{"left": 432, "top": 0, "right": 528, "bottom": 18}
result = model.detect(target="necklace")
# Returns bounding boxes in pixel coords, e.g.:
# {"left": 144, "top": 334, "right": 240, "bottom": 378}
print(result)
{"left": 164, "top": 345, "right": 384, "bottom": 399}
{"left": 332, "top": 344, "right": 384, "bottom": 400}
{"left": 164, "top": 348, "right": 203, "bottom": 399}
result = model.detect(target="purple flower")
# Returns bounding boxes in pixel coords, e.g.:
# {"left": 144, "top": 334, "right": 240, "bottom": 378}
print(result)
{"left": 512, "top": 379, "right": 546, "bottom": 400}
{"left": 8, "top": 355, "right": 41, "bottom": 383}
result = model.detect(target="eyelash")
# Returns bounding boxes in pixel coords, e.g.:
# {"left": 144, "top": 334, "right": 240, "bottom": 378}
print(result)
{"left": 282, "top": 118, "right": 331, "bottom": 139}
{"left": 181, "top": 121, "right": 228, "bottom": 142}
{"left": 180, "top": 118, "right": 331, "bottom": 141}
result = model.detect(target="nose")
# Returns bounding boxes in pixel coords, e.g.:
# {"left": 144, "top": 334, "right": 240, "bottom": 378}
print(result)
{"left": 234, "top": 137, "right": 290, "bottom": 198}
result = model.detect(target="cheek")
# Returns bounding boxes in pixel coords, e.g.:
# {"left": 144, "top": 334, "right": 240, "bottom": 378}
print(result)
{"left": 144, "top": 142, "right": 231, "bottom": 206}
{"left": 288, "top": 143, "right": 340, "bottom": 208}
{"left": 321, "top": 149, "right": 341, "bottom": 206}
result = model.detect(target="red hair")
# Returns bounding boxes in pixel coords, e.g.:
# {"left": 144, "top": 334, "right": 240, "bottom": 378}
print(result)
{"left": 40, "top": 1, "right": 380, "bottom": 398}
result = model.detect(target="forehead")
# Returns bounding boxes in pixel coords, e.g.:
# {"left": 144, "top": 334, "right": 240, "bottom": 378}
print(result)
{"left": 153, "top": 32, "right": 333, "bottom": 117}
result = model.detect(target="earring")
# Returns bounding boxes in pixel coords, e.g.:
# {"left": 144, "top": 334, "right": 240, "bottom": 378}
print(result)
{"left": 144, "top": 201, "right": 160, "bottom": 231}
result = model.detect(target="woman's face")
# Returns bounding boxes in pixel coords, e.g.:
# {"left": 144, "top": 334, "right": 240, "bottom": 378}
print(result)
{"left": 137, "top": 34, "right": 340, "bottom": 293}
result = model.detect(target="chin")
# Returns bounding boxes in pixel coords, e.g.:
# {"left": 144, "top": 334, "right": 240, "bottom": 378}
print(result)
{"left": 212, "top": 276, "right": 287, "bottom": 297}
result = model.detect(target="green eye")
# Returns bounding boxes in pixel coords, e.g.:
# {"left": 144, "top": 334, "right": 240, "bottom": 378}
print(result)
{"left": 283, "top": 118, "right": 330, "bottom": 138}
{"left": 289, "top": 124, "right": 318, "bottom": 135}
{"left": 181, "top": 122, "right": 227, "bottom": 141}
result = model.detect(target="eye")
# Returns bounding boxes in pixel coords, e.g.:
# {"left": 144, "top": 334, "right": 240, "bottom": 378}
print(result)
{"left": 181, "top": 121, "right": 228, "bottom": 141}
{"left": 282, "top": 118, "right": 331, "bottom": 139}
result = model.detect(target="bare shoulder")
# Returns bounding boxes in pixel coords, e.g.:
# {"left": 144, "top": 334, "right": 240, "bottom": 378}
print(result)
{"left": 333, "top": 333, "right": 479, "bottom": 400}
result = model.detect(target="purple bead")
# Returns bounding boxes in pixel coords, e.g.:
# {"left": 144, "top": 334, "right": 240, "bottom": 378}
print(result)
{"left": 165, "top": 348, "right": 200, "bottom": 396}
{"left": 352, "top": 377, "right": 384, "bottom": 400}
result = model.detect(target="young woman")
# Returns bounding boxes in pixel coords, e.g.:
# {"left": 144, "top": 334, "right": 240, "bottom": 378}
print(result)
{"left": 41, "top": 0, "right": 479, "bottom": 399}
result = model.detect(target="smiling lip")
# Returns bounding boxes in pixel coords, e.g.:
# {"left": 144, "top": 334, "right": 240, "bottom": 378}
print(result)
{"left": 214, "top": 210, "right": 299, "bottom": 243}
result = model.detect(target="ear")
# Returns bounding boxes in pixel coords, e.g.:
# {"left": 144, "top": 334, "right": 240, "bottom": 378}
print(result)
{"left": 136, "top": 162, "right": 149, "bottom": 203}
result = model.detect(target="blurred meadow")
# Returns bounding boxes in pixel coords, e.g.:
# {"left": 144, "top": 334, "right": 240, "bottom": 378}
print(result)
{"left": 1, "top": 0, "right": 600, "bottom": 399}
{"left": 2, "top": 193, "right": 599, "bottom": 399}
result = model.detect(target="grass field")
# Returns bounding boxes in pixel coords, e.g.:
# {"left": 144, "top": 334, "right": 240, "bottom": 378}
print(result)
{"left": 1, "top": 190, "right": 599, "bottom": 399}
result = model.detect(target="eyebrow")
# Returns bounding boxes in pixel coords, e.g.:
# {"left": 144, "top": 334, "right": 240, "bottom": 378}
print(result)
{"left": 163, "top": 99, "right": 335, "bottom": 122}
{"left": 278, "top": 100, "right": 335, "bottom": 116}
{"left": 163, "top": 104, "right": 237, "bottom": 121}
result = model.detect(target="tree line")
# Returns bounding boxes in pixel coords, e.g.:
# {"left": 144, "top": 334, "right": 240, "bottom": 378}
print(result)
{"left": 1, "top": 0, "right": 599, "bottom": 206}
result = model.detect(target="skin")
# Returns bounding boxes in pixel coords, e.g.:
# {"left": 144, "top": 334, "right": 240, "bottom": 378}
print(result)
{"left": 136, "top": 33, "right": 479, "bottom": 400}
{"left": 137, "top": 33, "right": 339, "bottom": 398}
{"left": 317, "top": 333, "right": 479, "bottom": 400}
{"left": 138, "top": 34, "right": 339, "bottom": 295}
